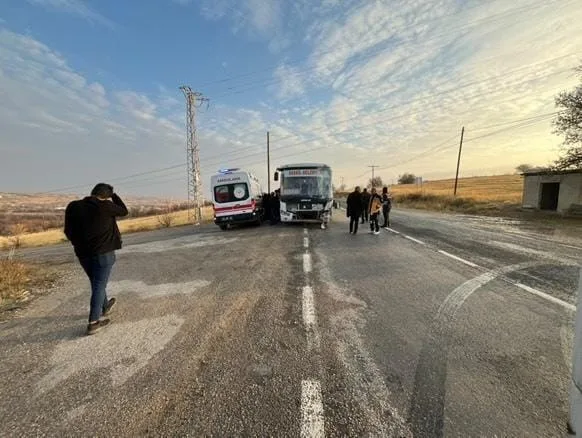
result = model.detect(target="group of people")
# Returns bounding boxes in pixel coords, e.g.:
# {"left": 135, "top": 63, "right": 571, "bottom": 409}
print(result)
{"left": 346, "top": 186, "right": 392, "bottom": 235}
{"left": 262, "top": 189, "right": 281, "bottom": 224}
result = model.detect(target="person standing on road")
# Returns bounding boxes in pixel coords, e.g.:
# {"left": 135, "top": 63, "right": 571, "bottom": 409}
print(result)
{"left": 346, "top": 186, "right": 363, "bottom": 234}
{"left": 360, "top": 188, "right": 370, "bottom": 224}
{"left": 64, "top": 183, "right": 128, "bottom": 335}
{"left": 381, "top": 186, "right": 392, "bottom": 229}
{"left": 368, "top": 187, "right": 382, "bottom": 235}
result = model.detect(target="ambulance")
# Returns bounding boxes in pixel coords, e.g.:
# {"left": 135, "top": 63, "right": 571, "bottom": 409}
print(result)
{"left": 210, "top": 168, "right": 265, "bottom": 230}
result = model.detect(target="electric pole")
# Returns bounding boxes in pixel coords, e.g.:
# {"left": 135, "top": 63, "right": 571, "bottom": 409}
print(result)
{"left": 453, "top": 126, "right": 465, "bottom": 197}
{"left": 180, "top": 86, "right": 209, "bottom": 225}
{"left": 368, "top": 165, "right": 380, "bottom": 184}
{"left": 267, "top": 131, "right": 271, "bottom": 194}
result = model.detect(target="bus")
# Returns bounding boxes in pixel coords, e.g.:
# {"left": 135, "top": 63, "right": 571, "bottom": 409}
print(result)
{"left": 274, "top": 163, "right": 334, "bottom": 229}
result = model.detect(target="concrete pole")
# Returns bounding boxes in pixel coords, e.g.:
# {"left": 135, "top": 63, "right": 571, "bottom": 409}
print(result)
{"left": 570, "top": 268, "right": 582, "bottom": 436}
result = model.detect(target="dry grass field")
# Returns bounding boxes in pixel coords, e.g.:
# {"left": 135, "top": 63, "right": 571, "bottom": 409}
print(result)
{"left": 0, "top": 207, "right": 214, "bottom": 251}
{"left": 389, "top": 174, "right": 523, "bottom": 204}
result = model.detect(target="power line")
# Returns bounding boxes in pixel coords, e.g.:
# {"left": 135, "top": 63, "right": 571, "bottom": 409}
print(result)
{"left": 198, "top": 56, "right": 575, "bottom": 164}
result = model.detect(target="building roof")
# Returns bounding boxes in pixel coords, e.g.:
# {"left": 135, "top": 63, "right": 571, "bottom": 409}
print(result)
{"left": 522, "top": 168, "right": 582, "bottom": 176}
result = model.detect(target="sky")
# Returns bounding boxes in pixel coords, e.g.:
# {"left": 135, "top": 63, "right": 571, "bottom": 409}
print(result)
{"left": 0, "top": 0, "right": 581, "bottom": 199}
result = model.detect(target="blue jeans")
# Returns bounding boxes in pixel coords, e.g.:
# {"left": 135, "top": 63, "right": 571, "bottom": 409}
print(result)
{"left": 79, "top": 252, "right": 116, "bottom": 323}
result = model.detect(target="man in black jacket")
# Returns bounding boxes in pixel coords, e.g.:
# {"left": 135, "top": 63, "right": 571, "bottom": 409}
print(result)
{"left": 346, "top": 186, "right": 362, "bottom": 234}
{"left": 64, "top": 183, "right": 128, "bottom": 335}
{"left": 360, "top": 188, "right": 370, "bottom": 224}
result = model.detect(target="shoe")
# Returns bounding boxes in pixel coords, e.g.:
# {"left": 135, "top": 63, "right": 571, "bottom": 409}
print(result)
{"left": 87, "top": 318, "right": 111, "bottom": 335}
{"left": 102, "top": 298, "right": 116, "bottom": 317}
{"left": 374, "top": 231, "right": 381, "bottom": 235}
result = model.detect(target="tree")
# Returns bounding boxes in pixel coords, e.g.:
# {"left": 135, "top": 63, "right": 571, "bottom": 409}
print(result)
{"left": 397, "top": 173, "right": 416, "bottom": 184}
{"left": 367, "top": 176, "right": 383, "bottom": 188}
{"left": 553, "top": 64, "right": 582, "bottom": 169}
{"left": 515, "top": 164, "right": 533, "bottom": 173}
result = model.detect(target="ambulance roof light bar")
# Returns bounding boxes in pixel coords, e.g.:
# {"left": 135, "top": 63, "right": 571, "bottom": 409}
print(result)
{"left": 218, "top": 168, "right": 240, "bottom": 174}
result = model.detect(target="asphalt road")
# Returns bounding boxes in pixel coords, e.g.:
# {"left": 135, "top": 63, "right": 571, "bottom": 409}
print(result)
{"left": 0, "top": 208, "right": 580, "bottom": 437}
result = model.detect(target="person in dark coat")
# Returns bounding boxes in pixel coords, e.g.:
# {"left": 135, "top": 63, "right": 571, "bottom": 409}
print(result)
{"left": 64, "top": 183, "right": 128, "bottom": 335}
{"left": 381, "top": 186, "right": 392, "bottom": 228}
{"left": 346, "top": 186, "right": 363, "bottom": 234}
{"left": 360, "top": 188, "right": 370, "bottom": 224}
{"left": 262, "top": 193, "right": 271, "bottom": 222}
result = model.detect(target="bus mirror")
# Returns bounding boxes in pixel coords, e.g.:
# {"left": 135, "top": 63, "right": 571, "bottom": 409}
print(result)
{"left": 274, "top": 172, "right": 279, "bottom": 182}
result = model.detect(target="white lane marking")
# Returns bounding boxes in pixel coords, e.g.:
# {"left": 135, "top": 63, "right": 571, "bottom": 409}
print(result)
{"left": 385, "top": 228, "right": 400, "bottom": 234}
{"left": 437, "top": 250, "right": 479, "bottom": 268}
{"left": 302, "top": 286, "right": 316, "bottom": 326}
{"left": 303, "top": 253, "right": 312, "bottom": 274}
{"left": 304, "top": 228, "right": 309, "bottom": 236}
{"left": 516, "top": 283, "right": 576, "bottom": 312}
{"left": 304, "top": 237, "right": 309, "bottom": 249}
{"left": 403, "top": 235, "right": 425, "bottom": 245}
{"left": 36, "top": 314, "right": 184, "bottom": 395}
{"left": 437, "top": 262, "right": 542, "bottom": 322}
{"left": 108, "top": 279, "right": 211, "bottom": 298}
{"left": 301, "top": 380, "right": 325, "bottom": 438}
{"left": 302, "top": 286, "right": 321, "bottom": 350}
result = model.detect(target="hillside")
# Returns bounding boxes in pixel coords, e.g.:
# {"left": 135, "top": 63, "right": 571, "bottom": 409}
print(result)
{"left": 0, "top": 192, "right": 188, "bottom": 236}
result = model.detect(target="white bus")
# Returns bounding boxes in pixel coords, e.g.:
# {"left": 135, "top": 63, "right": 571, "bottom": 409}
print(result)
{"left": 210, "top": 168, "right": 264, "bottom": 230}
{"left": 273, "top": 163, "right": 334, "bottom": 229}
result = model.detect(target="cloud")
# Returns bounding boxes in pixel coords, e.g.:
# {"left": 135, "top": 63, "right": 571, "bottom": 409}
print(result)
{"left": 0, "top": 29, "right": 191, "bottom": 196}
{"left": 27, "top": 0, "right": 115, "bottom": 28}
{"left": 273, "top": 64, "right": 305, "bottom": 99}
{"left": 197, "top": 0, "right": 287, "bottom": 53}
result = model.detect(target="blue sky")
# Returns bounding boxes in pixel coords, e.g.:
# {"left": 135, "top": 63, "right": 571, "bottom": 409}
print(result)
{"left": 0, "top": 0, "right": 581, "bottom": 198}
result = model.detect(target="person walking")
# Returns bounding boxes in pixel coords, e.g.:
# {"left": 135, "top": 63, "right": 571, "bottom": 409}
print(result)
{"left": 381, "top": 186, "right": 392, "bottom": 228}
{"left": 64, "top": 183, "right": 128, "bottom": 335}
{"left": 368, "top": 187, "right": 382, "bottom": 235}
{"left": 346, "top": 186, "right": 363, "bottom": 234}
{"left": 360, "top": 188, "right": 370, "bottom": 224}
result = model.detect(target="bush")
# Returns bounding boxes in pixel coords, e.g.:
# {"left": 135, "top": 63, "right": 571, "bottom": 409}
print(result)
{"left": 157, "top": 204, "right": 175, "bottom": 228}
{"left": 0, "top": 251, "right": 30, "bottom": 305}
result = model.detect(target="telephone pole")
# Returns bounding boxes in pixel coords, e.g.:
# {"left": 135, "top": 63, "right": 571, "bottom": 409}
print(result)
{"left": 180, "top": 86, "right": 209, "bottom": 224}
{"left": 453, "top": 126, "right": 465, "bottom": 197}
{"left": 368, "top": 165, "right": 380, "bottom": 181}
{"left": 267, "top": 131, "right": 271, "bottom": 193}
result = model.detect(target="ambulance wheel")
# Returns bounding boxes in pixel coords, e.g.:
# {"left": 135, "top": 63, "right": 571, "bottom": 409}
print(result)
{"left": 219, "top": 224, "right": 228, "bottom": 231}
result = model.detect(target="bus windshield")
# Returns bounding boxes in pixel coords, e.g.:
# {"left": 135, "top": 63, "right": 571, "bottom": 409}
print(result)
{"left": 280, "top": 168, "right": 331, "bottom": 199}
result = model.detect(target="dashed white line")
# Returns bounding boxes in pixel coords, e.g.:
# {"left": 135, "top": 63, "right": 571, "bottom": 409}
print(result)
{"left": 437, "top": 250, "right": 479, "bottom": 268}
{"left": 516, "top": 283, "right": 576, "bottom": 312}
{"left": 302, "top": 285, "right": 321, "bottom": 350}
{"left": 385, "top": 227, "right": 400, "bottom": 235}
{"left": 302, "top": 286, "right": 316, "bottom": 326}
{"left": 303, "top": 253, "right": 312, "bottom": 274}
{"left": 304, "top": 237, "right": 309, "bottom": 249}
{"left": 304, "top": 228, "right": 309, "bottom": 236}
{"left": 300, "top": 380, "right": 325, "bottom": 438}
{"left": 404, "top": 235, "right": 426, "bottom": 245}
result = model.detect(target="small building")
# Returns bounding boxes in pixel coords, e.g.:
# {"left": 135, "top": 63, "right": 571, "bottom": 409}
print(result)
{"left": 522, "top": 168, "right": 582, "bottom": 214}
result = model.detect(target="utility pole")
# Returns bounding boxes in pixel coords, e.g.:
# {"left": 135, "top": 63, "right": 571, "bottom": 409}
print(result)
{"left": 368, "top": 165, "right": 380, "bottom": 184}
{"left": 267, "top": 131, "right": 271, "bottom": 194}
{"left": 453, "top": 126, "right": 465, "bottom": 197}
{"left": 180, "top": 86, "right": 209, "bottom": 225}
